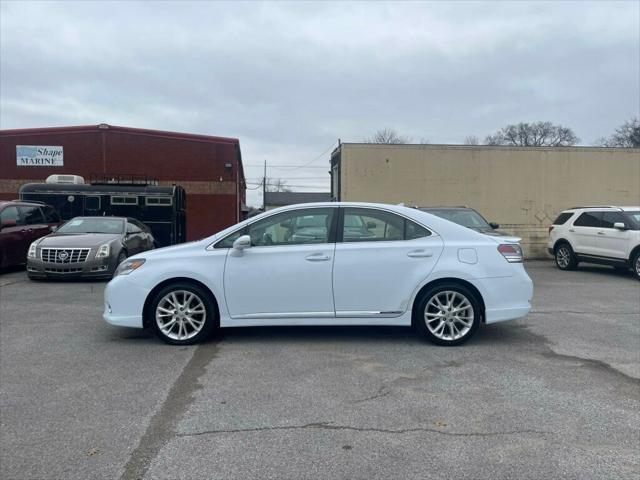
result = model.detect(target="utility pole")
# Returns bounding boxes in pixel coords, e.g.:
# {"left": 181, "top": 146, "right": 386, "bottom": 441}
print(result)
{"left": 263, "top": 160, "right": 267, "bottom": 211}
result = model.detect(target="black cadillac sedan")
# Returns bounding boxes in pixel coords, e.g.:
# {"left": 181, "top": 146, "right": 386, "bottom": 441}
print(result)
{"left": 26, "top": 216, "right": 155, "bottom": 280}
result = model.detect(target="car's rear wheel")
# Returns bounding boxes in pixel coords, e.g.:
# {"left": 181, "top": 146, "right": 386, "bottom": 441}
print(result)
{"left": 555, "top": 243, "right": 578, "bottom": 271}
{"left": 149, "top": 283, "right": 216, "bottom": 345}
{"left": 415, "top": 284, "right": 481, "bottom": 346}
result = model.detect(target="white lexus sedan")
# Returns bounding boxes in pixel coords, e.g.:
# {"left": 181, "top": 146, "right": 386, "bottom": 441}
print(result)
{"left": 104, "top": 202, "right": 533, "bottom": 346}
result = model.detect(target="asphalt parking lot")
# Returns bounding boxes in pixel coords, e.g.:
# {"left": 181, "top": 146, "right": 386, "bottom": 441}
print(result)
{"left": 1, "top": 261, "right": 638, "bottom": 480}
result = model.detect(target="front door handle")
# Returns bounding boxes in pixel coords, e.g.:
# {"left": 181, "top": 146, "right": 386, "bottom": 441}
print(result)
{"left": 569, "top": 229, "right": 575, "bottom": 232}
{"left": 305, "top": 253, "right": 331, "bottom": 262}
{"left": 597, "top": 231, "right": 605, "bottom": 235}
{"left": 407, "top": 249, "right": 434, "bottom": 258}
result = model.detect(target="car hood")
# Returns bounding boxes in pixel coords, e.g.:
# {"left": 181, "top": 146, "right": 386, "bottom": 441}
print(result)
{"left": 39, "top": 233, "right": 122, "bottom": 247}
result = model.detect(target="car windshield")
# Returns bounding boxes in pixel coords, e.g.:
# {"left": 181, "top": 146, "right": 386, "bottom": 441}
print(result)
{"left": 423, "top": 209, "right": 491, "bottom": 229}
{"left": 625, "top": 211, "right": 640, "bottom": 229}
{"left": 57, "top": 217, "right": 124, "bottom": 234}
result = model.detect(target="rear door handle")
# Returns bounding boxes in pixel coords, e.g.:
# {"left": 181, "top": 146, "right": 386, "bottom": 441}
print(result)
{"left": 597, "top": 231, "right": 605, "bottom": 235}
{"left": 305, "top": 253, "right": 331, "bottom": 262}
{"left": 407, "top": 249, "right": 433, "bottom": 258}
{"left": 569, "top": 229, "right": 575, "bottom": 232}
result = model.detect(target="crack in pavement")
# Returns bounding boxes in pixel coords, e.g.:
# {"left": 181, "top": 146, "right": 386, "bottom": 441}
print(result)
{"left": 353, "top": 385, "right": 391, "bottom": 403}
{"left": 120, "top": 341, "right": 219, "bottom": 480}
{"left": 177, "top": 422, "right": 548, "bottom": 438}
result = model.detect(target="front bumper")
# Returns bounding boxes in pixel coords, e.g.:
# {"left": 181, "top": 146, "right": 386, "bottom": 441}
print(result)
{"left": 103, "top": 275, "right": 149, "bottom": 328}
{"left": 27, "top": 255, "right": 115, "bottom": 279}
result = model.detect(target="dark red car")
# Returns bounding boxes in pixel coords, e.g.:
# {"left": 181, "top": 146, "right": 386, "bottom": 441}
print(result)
{"left": 0, "top": 201, "right": 61, "bottom": 269}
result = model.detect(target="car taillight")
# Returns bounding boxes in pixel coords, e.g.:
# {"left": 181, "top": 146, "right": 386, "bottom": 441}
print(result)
{"left": 548, "top": 225, "right": 554, "bottom": 235}
{"left": 498, "top": 244, "right": 523, "bottom": 263}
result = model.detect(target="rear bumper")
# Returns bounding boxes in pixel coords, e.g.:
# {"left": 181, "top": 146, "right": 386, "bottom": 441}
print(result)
{"left": 475, "top": 264, "right": 533, "bottom": 324}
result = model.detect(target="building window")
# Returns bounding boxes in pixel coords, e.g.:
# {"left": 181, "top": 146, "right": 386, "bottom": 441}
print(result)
{"left": 111, "top": 196, "right": 138, "bottom": 205}
{"left": 145, "top": 196, "right": 173, "bottom": 206}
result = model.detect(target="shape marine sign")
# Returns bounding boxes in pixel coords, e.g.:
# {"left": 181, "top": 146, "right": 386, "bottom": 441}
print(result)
{"left": 16, "top": 145, "right": 64, "bottom": 166}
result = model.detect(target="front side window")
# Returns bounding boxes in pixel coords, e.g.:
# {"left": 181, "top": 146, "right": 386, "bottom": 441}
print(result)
{"left": 126, "top": 222, "right": 142, "bottom": 234}
{"left": 42, "top": 206, "right": 61, "bottom": 223}
{"left": 19, "top": 206, "right": 44, "bottom": 225}
{"left": 573, "top": 212, "right": 602, "bottom": 228}
{"left": 601, "top": 212, "right": 627, "bottom": 229}
{"left": 248, "top": 208, "right": 335, "bottom": 246}
{"left": 343, "top": 208, "right": 430, "bottom": 242}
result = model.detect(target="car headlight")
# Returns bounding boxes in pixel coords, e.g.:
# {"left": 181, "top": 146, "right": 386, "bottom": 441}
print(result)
{"left": 28, "top": 241, "right": 38, "bottom": 259}
{"left": 115, "top": 258, "right": 146, "bottom": 276}
{"left": 95, "top": 243, "right": 111, "bottom": 258}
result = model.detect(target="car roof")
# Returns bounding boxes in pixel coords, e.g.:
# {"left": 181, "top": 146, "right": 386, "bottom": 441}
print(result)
{"left": 0, "top": 200, "right": 51, "bottom": 208}
{"left": 420, "top": 206, "right": 472, "bottom": 211}
{"left": 563, "top": 206, "right": 640, "bottom": 213}
{"left": 67, "top": 216, "right": 127, "bottom": 220}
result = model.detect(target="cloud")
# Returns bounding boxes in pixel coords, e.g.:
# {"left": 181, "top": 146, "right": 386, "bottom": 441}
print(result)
{"left": 1, "top": 1, "right": 638, "bottom": 205}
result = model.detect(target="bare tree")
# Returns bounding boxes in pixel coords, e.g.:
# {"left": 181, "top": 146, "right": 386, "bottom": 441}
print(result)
{"left": 485, "top": 122, "right": 578, "bottom": 147}
{"left": 265, "top": 178, "right": 291, "bottom": 192}
{"left": 464, "top": 135, "right": 479, "bottom": 145}
{"left": 596, "top": 118, "right": 640, "bottom": 148}
{"left": 365, "top": 128, "right": 411, "bottom": 144}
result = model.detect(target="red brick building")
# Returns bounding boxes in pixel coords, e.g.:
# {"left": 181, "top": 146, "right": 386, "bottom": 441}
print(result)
{"left": 0, "top": 124, "right": 246, "bottom": 240}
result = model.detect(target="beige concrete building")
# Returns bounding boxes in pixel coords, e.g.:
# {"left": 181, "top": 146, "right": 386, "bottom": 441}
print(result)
{"left": 330, "top": 143, "right": 640, "bottom": 258}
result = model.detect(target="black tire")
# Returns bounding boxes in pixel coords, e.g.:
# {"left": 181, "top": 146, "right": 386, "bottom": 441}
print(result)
{"left": 414, "top": 283, "right": 481, "bottom": 346}
{"left": 632, "top": 250, "right": 640, "bottom": 281}
{"left": 148, "top": 282, "right": 217, "bottom": 345}
{"left": 554, "top": 243, "right": 578, "bottom": 271}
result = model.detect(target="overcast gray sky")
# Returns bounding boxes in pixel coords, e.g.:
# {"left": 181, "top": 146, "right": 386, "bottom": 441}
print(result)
{"left": 1, "top": 0, "right": 638, "bottom": 206}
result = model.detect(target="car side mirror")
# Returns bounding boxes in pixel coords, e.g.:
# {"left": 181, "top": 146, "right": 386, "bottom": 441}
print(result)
{"left": 489, "top": 222, "right": 500, "bottom": 229}
{"left": 613, "top": 222, "right": 627, "bottom": 230}
{"left": 50, "top": 225, "right": 58, "bottom": 233}
{"left": 366, "top": 221, "right": 377, "bottom": 229}
{"left": 1, "top": 219, "right": 17, "bottom": 230}
{"left": 232, "top": 234, "right": 251, "bottom": 250}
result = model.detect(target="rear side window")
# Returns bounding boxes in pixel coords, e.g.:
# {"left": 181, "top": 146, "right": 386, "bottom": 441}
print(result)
{"left": 573, "top": 212, "right": 602, "bottom": 228}
{"left": 405, "top": 220, "right": 430, "bottom": 240}
{"left": 553, "top": 212, "right": 573, "bottom": 225}
{"left": 342, "top": 208, "right": 431, "bottom": 242}
{"left": 0, "top": 206, "right": 21, "bottom": 226}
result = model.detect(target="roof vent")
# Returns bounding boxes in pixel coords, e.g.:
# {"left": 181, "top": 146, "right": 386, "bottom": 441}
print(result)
{"left": 45, "top": 174, "right": 85, "bottom": 185}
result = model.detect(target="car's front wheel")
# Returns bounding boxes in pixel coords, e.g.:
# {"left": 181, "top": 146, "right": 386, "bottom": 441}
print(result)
{"left": 554, "top": 243, "right": 578, "bottom": 271}
{"left": 633, "top": 250, "right": 640, "bottom": 281}
{"left": 415, "top": 284, "right": 481, "bottom": 346}
{"left": 149, "top": 283, "right": 217, "bottom": 345}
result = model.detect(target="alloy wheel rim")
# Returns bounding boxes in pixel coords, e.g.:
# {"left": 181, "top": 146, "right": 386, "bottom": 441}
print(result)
{"left": 155, "top": 290, "right": 206, "bottom": 340}
{"left": 636, "top": 256, "right": 640, "bottom": 276}
{"left": 424, "top": 290, "right": 474, "bottom": 341}
{"left": 557, "top": 247, "right": 570, "bottom": 268}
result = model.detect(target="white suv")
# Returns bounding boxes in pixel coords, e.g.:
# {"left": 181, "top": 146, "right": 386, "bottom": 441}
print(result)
{"left": 548, "top": 206, "right": 640, "bottom": 279}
